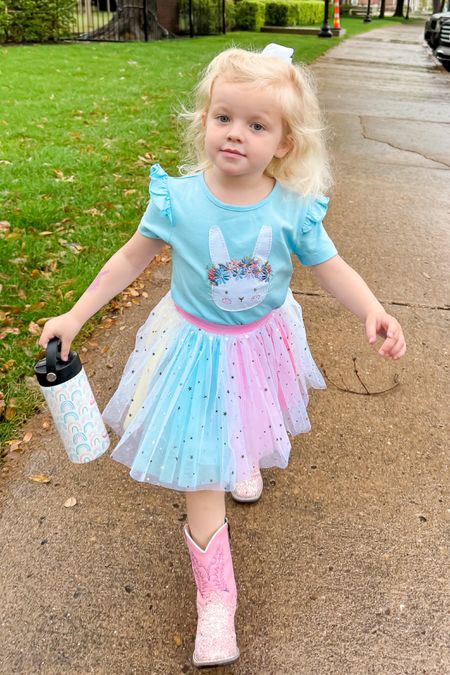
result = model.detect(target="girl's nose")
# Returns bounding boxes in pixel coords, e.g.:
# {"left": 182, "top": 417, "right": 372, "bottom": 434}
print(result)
{"left": 227, "top": 123, "right": 244, "bottom": 142}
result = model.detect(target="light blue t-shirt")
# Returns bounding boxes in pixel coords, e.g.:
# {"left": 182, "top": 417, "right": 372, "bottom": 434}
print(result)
{"left": 138, "top": 164, "right": 337, "bottom": 325}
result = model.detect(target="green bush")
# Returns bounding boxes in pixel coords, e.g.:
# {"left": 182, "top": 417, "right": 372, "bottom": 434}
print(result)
{"left": 298, "top": 2, "right": 327, "bottom": 24}
{"left": 234, "top": 0, "right": 330, "bottom": 30}
{"left": 178, "top": 0, "right": 236, "bottom": 35}
{"left": 264, "top": 1, "right": 324, "bottom": 26}
{"left": 2, "top": 0, "right": 75, "bottom": 42}
{"left": 234, "top": 0, "right": 266, "bottom": 31}
{"left": 0, "top": 1, "right": 11, "bottom": 41}
{"left": 264, "top": 1, "right": 300, "bottom": 26}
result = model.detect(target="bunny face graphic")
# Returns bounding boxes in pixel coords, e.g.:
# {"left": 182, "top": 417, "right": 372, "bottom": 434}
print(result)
{"left": 207, "top": 225, "right": 273, "bottom": 311}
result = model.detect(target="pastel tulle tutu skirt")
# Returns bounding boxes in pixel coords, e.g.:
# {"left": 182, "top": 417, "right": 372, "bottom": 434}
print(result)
{"left": 102, "top": 290, "right": 326, "bottom": 492}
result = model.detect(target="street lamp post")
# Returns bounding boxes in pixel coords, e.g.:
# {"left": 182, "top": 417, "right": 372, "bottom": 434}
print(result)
{"left": 364, "top": 0, "right": 372, "bottom": 22}
{"left": 318, "top": 0, "right": 333, "bottom": 37}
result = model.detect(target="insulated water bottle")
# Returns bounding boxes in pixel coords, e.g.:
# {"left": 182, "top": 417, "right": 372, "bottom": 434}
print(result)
{"left": 34, "top": 337, "right": 110, "bottom": 463}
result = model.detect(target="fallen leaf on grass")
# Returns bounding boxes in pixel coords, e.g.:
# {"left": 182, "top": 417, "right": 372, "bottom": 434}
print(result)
{"left": 2, "top": 306, "right": 20, "bottom": 316}
{"left": 137, "top": 152, "right": 154, "bottom": 164}
{"left": 64, "top": 497, "right": 77, "bottom": 508}
{"left": 28, "top": 321, "right": 41, "bottom": 336}
{"left": 58, "top": 239, "right": 85, "bottom": 254}
{"left": 0, "top": 327, "right": 20, "bottom": 339}
{"left": 84, "top": 207, "right": 104, "bottom": 217}
{"left": 29, "top": 302, "right": 45, "bottom": 311}
{"left": 36, "top": 317, "right": 52, "bottom": 326}
{"left": 5, "top": 398, "right": 17, "bottom": 420}
{"left": 29, "top": 474, "right": 51, "bottom": 483}
{"left": 0, "top": 359, "right": 15, "bottom": 372}
{"left": 60, "top": 278, "right": 76, "bottom": 288}
{"left": 53, "top": 169, "right": 75, "bottom": 182}
{"left": 0, "top": 221, "right": 11, "bottom": 232}
{"left": 23, "top": 432, "right": 33, "bottom": 443}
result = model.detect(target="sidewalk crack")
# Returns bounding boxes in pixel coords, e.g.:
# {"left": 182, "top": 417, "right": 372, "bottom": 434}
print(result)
{"left": 292, "top": 289, "right": 450, "bottom": 312}
{"left": 359, "top": 116, "right": 450, "bottom": 169}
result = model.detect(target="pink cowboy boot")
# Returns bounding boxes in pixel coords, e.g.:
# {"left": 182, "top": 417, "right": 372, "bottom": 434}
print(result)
{"left": 231, "top": 466, "right": 263, "bottom": 503}
{"left": 183, "top": 519, "right": 240, "bottom": 668}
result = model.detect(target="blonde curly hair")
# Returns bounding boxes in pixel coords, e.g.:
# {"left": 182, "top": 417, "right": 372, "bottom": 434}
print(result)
{"left": 178, "top": 46, "right": 332, "bottom": 197}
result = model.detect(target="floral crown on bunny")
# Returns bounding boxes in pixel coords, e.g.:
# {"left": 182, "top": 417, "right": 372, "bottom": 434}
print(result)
{"left": 207, "top": 225, "right": 273, "bottom": 287}
{"left": 207, "top": 257, "right": 272, "bottom": 287}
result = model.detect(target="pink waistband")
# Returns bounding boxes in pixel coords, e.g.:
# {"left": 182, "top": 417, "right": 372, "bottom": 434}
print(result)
{"left": 174, "top": 303, "right": 273, "bottom": 335}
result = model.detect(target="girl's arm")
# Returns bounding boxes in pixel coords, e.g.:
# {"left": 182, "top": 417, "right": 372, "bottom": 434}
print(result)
{"left": 310, "top": 254, "right": 406, "bottom": 359}
{"left": 39, "top": 232, "right": 165, "bottom": 360}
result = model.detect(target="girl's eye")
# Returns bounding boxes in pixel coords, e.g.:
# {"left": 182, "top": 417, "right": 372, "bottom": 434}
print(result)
{"left": 216, "top": 115, "right": 229, "bottom": 123}
{"left": 251, "top": 123, "right": 265, "bottom": 132}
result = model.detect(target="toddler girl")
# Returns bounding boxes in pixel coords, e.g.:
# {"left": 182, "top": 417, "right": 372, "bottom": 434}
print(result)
{"left": 39, "top": 44, "right": 406, "bottom": 668}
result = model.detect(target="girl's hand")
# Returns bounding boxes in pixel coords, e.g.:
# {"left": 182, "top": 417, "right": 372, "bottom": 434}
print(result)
{"left": 365, "top": 311, "right": 406, "bottom": 360}
{"left": 38, "top": 312, "right": 83, "bottom": 362}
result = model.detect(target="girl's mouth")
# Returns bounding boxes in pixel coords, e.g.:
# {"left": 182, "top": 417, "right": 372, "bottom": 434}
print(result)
{"left": 221, "top": 149, "right": 245, "bottom": 157}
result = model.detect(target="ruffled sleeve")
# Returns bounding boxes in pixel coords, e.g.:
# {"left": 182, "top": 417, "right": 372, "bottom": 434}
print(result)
{"left": 137, "top": 164, "right": 174, "bottom": 244}
{"left": 293, "top": 194, "right": 337, "bottom": 266}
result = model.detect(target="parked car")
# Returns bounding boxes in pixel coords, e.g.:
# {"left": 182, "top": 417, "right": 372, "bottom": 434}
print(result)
{"left": 424, "top": 11, "right": 450, "bottom": 71}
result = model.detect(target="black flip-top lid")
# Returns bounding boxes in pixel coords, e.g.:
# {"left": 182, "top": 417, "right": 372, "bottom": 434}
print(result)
{"left": 34, "top": 337, "right": 82, "bottom": 388}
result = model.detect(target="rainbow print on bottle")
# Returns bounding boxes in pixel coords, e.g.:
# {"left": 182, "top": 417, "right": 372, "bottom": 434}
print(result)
{"left": 34, "top": 338, "right": 110, "bottom": 463}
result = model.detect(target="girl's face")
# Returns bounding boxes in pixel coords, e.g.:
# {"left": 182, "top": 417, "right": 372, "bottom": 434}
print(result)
{"left": 202, "top": 78, "right": 291, "bottom": 180}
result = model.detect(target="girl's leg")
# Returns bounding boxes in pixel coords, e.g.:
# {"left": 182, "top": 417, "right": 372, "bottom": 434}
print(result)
{"left": 185, "top": 489, "right": 226, "bottom": 549}
{"left": 182, "top": 489, "right": 239, "bottom": 667}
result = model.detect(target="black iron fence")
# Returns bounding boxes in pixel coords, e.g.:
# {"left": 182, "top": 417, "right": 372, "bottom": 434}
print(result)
{"left": 178, "top": 0, "right": 227, "bottom": 37}
{"left": 0, "top": 0, "right": 227, "bottom": 44}
{"left": 72, "top": 0, "right": 162, "bottom": 42}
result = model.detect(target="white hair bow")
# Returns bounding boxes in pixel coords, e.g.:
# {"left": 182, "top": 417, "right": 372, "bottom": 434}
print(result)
{"left": 261, "top": 43, "right": 294, "bottom": 64}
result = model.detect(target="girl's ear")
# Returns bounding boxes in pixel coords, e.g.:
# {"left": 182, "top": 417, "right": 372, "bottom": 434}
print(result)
{"left": 201, "top": 111, "right": 207, "bottom": 128}
{"left": 274, "top": 135, "right": 293, "bottom": 159}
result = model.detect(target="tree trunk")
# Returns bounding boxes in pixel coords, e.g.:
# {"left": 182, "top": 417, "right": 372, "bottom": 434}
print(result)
{"left": 83, "top": 0, "right": 169, "bottom": 40}
{"left": 393, "top": 0, "right": 405, "bottom": 17}
{"left": 379, "top": 0, "right": 386, "bottom": 18}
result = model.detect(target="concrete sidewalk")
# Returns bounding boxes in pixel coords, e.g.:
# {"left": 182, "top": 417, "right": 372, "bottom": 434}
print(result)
{"left": 1, "top": 24, "right": 449, "bottom": 675}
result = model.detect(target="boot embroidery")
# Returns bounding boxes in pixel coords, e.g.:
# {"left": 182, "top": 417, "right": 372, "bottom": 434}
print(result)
{"left": 191, "top": 544, "right": 229, "bottom": 597}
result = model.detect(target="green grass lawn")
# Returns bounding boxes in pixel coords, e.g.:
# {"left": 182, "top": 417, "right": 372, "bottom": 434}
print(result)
{"left": 0, "top": 17, "right": 419, "bottom": 457}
